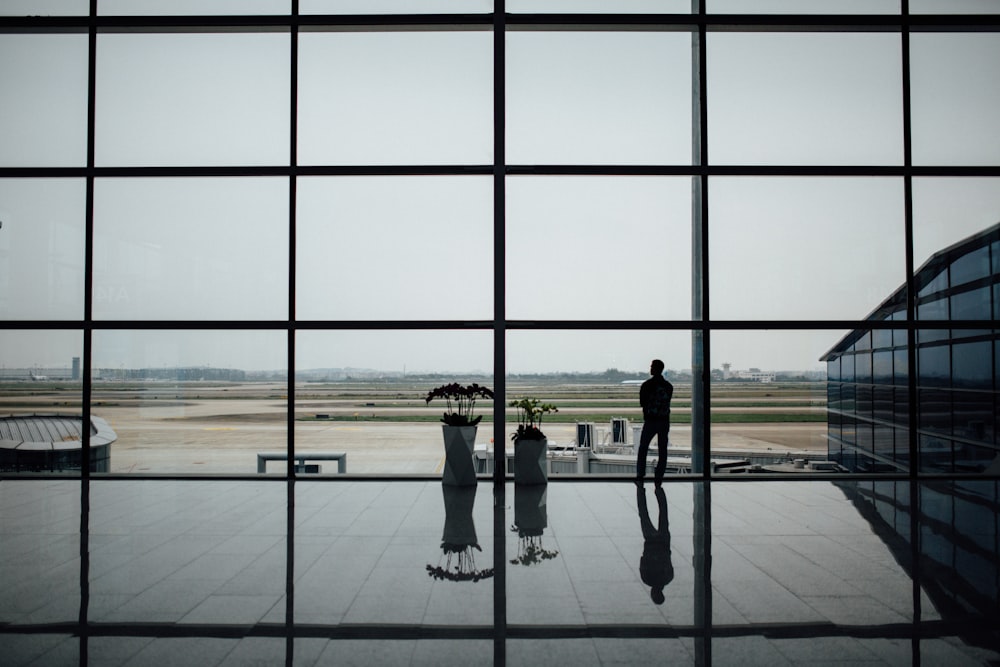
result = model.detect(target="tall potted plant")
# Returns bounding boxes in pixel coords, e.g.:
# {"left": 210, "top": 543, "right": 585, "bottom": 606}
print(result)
{"left": 426, "top": 382, "right": 494, "bottom": 486}
{"left": 509, "top": 397, "right": 558, "bottom": 485}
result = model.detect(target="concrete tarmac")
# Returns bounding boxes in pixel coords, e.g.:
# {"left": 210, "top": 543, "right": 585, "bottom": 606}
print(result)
{"left": 4, "top": 385, "right": 828, "bottom": 474}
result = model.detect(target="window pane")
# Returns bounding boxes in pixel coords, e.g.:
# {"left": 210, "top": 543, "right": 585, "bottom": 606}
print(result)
{"left": 894, "top": 349, "right": 908, "bottom": 386}
{"left": 953, "top": 340, "right": 992, "bottom": 390}
{"left": 841, "top": 354, "right": 855, "bottom": 383}
{"left": 295, "top": 330, "right": 493, "bottom": 475}
{"left": 710, "top": 0, "right": 898, "bottom": 11}
{"left": 917, "top": 270, "right": 948, "bottom": 299}
{"left": 710, "top": 178, "right": 905, "bottom": 320}
{"left": 0, "top": 0, "right": 86, "bottom": 14}
{"left": 828, "top": 357, "right": 841, "bottom": 383}
{"left": 506, "top": 483, "right": 694, "bottom": 635}
{"left": 0, "top": 481, "right": 80, "bottom": 628}
{"left": 917, "top": 298, "right": 948, "bottom": 321}
{"left": 296, "top": 482, "right": 493, "bottom": 628}
{"left": 0, "top": 179, "right": 85, "bottom": 320}
{"left": 508, "top": 0, "right": 688, "bottom": 11}
{"left": 96, "top": 33, "right": 290, "bottom": 167}
{"left": 1, "top": 330, "right": 83, "bottom": 475}
{"left": 89, "top": 482, "right": 286, "bottom": 625}
{"left": 873, "top": 328, "right": 892, "bottom": 349}
{"left": 918, "top": 344, "right": 950, "bottom": 388}
{"left": 713, "top": 330, "right": 833, "bottom": 474}
{"left": 506, "top": 177, "right": 691, "bottom": 320}
{"left": 508, "top": 329, "right": 694, "bottom": 476}
{"left": 873, "top": 350, "right": 893, "bottom": 385}
{"left": 712, "top": 482, "right": 916, "bottom": 646}
{"left": 296, "top": 177, "right": 492, "bottom": 320}
{"left": 99, "top": 0, "right": 288, "bottom": 13}
{"left": 919, "top": 389, "right": 951, "bottom": 434}
{"left": 912, "top": 34, "right": 1000, "bottom": 166}
{"left": 874, "top": 386, "right": 893, "bottom": 423}
{"left": 952, "top": 390, "right": 994, "bottom": 469}
{"left": 506, "top": 32, "right": 692, "bottom": 165}
{"left": 913, "top": 179, "right": 1000, "bottom": 273}
{"left": 708, "top": 33, "right": 902, "bottom": 165}
{"left": 93, "top": 178, "right": 289, "bottom": 320}
{"left": 855, "top": 350, "right": 872, "bottom": 384}
{"left": 0, "top": 35, "right": 88, "bottom": 167}
{"left": 298, "top": 31, "right": 492, "bottom": 166}
{"left": 951, "top": 287, "right": 991, "bottom": 321}
{"left": 911, "top": 0, "right": 1000, "bottom": 13}
{"left": 91, "top": 330, "right": 286, "bottom": 474}
{"left": 949, "top": 246, "right": 990, "bottom": 287}
{"left": 302, "top": 0, "right": 491, "bottom": 12}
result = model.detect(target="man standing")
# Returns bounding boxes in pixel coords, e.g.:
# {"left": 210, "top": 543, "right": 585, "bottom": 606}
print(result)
{"left": 636, "top": 359, "right": 673, "bottom": 486}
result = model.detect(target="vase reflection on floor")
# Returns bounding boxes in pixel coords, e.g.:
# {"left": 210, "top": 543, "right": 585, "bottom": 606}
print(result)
{"left": 510, "top": 483, "right": 559, "bottom": 567}
{"left": 427, "top": 483, "right": 493, "bottom": 583}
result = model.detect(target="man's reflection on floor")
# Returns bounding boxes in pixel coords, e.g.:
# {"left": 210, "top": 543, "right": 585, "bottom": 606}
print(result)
{"left": 637, "top": 485, "right": 674, "bottom": 605}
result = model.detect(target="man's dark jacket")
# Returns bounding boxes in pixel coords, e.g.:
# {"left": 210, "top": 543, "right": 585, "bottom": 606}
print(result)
{"left": 640, "top": 374, "right": 674, "bottom": 423}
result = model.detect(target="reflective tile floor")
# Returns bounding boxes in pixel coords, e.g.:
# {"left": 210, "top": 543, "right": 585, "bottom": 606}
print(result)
{"left": 1, "top": 478, "right": 998, "bottom": 666}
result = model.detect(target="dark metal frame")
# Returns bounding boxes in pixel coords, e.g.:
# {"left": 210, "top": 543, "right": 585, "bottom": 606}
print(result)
{"left": 2, "top": 4, "right": 1000, "bottom": 665}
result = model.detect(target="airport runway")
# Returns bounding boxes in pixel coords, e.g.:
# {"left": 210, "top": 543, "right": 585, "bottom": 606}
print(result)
{"left": 4, "top": 387, "right": 829, "bottom": 474}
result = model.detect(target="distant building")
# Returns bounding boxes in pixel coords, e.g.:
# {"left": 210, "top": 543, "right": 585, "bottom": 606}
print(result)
{"left": 822, "top": 223, "right": 1000, "bottom": 473}
{"left": 0, "top": 367, "right": 74, "bottom": 381}
{"left": 728, "top": 368, "right": 776, "bottom": 383}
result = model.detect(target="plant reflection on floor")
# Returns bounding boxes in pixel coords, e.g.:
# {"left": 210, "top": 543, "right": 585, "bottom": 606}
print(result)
{"left": 510, "top": 483, "right": 559, "bottom": 566}
{"left": 427, "top": 484, "right": 494, "bottom": 582}
{"left": 510, "top": 533, "right": 559, "bottom": 566}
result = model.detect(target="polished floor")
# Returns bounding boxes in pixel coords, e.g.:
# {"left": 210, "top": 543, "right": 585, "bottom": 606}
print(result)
{"left": 1, "top": 478, "right": 998, "bottom": 666}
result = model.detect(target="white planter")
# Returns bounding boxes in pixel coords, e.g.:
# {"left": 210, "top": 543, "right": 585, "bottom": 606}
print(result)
{"left": 441, "top": 425, "right": 478, "bottom": 486}
{"left": 514, "top": 437, "right": 548, "bottom": 485}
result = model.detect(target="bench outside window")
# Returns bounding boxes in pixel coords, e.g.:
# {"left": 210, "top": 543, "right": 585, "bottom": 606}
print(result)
{"left": 257, "top": 451, "right": 347, "bottom": 474}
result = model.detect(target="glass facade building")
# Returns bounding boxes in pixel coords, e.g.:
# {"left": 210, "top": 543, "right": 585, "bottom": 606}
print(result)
{"left": 825, "top": 223, "right": 1000, "bottom": 474}
{"left": 2, "top": 2, "right": 1000, "bottom": 665}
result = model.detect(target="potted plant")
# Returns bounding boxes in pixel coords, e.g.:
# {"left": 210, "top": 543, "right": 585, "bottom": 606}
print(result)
{"left": 509, "top": 397, "right": 558, "bottom": 485}
{"left": 426, "top": 383, "right": 494, "bottom": 486}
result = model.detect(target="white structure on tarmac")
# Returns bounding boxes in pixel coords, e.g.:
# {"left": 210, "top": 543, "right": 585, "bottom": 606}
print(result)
{"left": 0, "top": 413, "right": 116, "bottom": 472}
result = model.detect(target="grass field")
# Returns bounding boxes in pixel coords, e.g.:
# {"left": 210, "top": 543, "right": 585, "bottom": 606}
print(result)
{"left": 1, "top": 379, "right": 830, "bottom": 472}
{"left": 1, "top": 379, "right": 827, "bottom": 424}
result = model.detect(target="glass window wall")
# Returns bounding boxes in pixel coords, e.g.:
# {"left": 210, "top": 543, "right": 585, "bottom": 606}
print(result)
{"left": 3, "top": 5, "right": 1000, "bottom": 663}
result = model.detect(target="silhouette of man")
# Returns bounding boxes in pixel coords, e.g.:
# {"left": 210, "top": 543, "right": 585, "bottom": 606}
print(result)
{"left": 638, "top": 486, "right": 673, "bottom": 605}
{"left": 636, "top": 359, "right": 673, "bottom": 486}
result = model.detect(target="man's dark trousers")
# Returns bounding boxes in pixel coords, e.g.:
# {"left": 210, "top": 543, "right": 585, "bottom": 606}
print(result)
{"left": 637, "top": 419, "right": 669, "bottom": 482}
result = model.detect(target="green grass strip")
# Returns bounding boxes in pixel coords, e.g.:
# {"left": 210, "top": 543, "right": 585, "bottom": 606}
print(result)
{"left": 299, "top": 413, "right": 827, "bottom": 424}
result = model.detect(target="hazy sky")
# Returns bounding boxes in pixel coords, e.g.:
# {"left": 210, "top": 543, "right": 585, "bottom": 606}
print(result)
{"left": 2, "top": 14, "right": 999, "bottom": 374}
